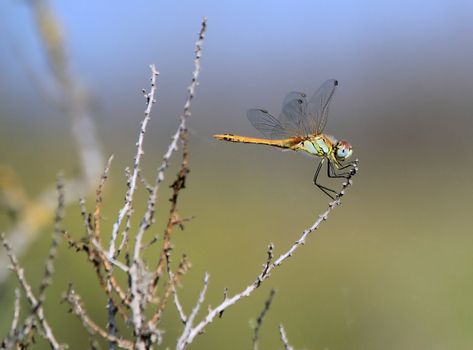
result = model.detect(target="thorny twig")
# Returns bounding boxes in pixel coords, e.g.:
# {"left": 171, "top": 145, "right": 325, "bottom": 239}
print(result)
{"left": 173, "top": 284, "right": 188, "bottom": 324}
{"left": 176, "top": 273, "right": 210, "bottom": 350}
{"left": 176, "top": 163, "right": 358, "bottom": 348}
{"left": 37, "top": 176, "right": 65, "bottom": 306}
{"left": 148, "top": 20, "right": 208, "bottom": 342}
{"left": 126, "top": 64, "right": 161, "bottom": 348}
{"left": 0, "top": 178, "right": 67, "bottom": 350}
{"left": 147, "top": 17, "right": 207, "bottom": 295}
{"left": 0, "top": 10, "right": 362, "bottom": 349}
{"left": 94, "top": 155, "right": 114, "bottom": 241}
{"left": 279, "top": 324, "right": 295, "bottom": 350}
{"left": 63, "top": 229, "right": 129, "bottom": 307}
{"left": 0, "top": 0, "right": 104, "bottom": 285}
{"left": 252, "top": 288, "right": 276, "bottom": 350}
{"left": 63, "top": 285, "right": 133, "bottom": 350}
{"left": 106, "top": 64, "right": 159, "bottom": 348}
{"left": 31, "top": 0, "right": 104, "bottom": 187}
{"left": 257, "top": 243, "right": 274, "bottom": 288}
{"left": 11, "top": 288, "right": 21, "bottom": 337}
{"left": 58, "top": 18, "right": 206, "bottom": 349}
{"left": 110, "top": 64, "right": 159, "bottom": 259}
{"left": 150, "top": 255, "right": 191, "bottom": 326}
{"left": 65, "top": 160, "right": 130, "bottom": 321}
{"left": 1, "top": 288, "right": 21, "bottom": 349}
{"left": 218, "top": 287, "right": 229, "bottom": 318}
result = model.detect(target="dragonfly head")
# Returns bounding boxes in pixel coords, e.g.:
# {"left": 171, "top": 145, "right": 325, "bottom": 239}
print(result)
{"left": 334, "top": 140, "right": 353, "bottom": 162}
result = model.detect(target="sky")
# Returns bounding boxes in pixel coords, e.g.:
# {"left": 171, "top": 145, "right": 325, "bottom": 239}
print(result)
{"left": 2, "top": 0, "right": 473, "bottom": 133}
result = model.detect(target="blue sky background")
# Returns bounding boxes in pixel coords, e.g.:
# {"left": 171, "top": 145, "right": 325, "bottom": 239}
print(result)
{"left": 2, "top": 0, "right": 473, "bottom": 135}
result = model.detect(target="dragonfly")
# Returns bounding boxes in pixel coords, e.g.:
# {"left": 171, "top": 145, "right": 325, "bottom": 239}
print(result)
{"left": 213, "top": 79, "right": 357, "bottom": 199}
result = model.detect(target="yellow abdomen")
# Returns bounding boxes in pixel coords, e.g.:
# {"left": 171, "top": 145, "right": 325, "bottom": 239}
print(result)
{"left": 213, "top": 133, "right": 335, "bottom": 160}
{"left": 213, "top": 134, "right": 300, "bottom": 149}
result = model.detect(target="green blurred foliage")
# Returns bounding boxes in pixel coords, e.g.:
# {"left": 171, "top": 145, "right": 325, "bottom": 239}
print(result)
{"left": 0, "top": 122, "right": 472, "bottom": 349}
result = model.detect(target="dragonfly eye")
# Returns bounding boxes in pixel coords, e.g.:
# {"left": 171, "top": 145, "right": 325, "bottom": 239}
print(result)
{"left": 335, "top": 140, "right": 353, "bottom": 161}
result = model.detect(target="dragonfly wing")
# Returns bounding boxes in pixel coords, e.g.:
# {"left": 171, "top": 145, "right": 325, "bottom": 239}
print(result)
{"left": 278, "top": 91, "right": 311, "bottom": 137}
{"left": 247, "top": 108, "right": 290, "bottom": 139}
{"left": 307, "top": 79, "right": 338, "bottom": 135}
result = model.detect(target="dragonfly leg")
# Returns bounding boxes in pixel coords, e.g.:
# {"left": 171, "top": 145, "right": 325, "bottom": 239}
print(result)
{"left": 313, "top": 158, "right": 338, "bottom": 199}
{"left": 328, "top": 160, "right": 358, "bottom": 178}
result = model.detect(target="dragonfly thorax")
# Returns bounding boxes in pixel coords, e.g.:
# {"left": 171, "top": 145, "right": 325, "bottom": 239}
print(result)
{"left": 298, "top": 135, "right": 333, "bottom": 157}
{"left": 297, "top": 134, "right": 352, "bottom": 165}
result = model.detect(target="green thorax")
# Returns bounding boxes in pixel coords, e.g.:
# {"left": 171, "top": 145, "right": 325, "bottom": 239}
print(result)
{"left": 295, "top": 134, "right": 335, "bottom": 158}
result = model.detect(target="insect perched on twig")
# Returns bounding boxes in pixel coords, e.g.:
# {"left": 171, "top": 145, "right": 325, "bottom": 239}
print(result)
{"left": 214, "top": 79, "right": 358, "bottom": 199}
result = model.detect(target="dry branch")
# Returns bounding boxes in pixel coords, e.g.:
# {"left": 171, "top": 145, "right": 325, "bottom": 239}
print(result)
{"left": 252, "top": 288, "right": 276, "bottom": 350}
{"left": 146, "top": 17, "right": 207, "bottom": 294}
{"left": 0, "top": 178, "right": 67, "bottom": 349}
{"left": 0, "top": 0, "right": 104, "bottom": 284}
{"left": 176, "top": 163, "right": 358, "bottom": 348}
{"left": 37, "top": 177, "right": 65, "bottom": 305}
{"left": 110, "top": 64, "right": 159, "bottom": 259}
{"left": 31, "top": 0, "right": 104, "bottom": 187}
{"left": 1, "top": 288, "right": 21, "bottom": 349}
{"left": 63, "top": 285, "right": 133, "bottom": 350}
{"left": 176, "top": 273, "right": 210, "bottom": 350}
{"left": 149, "top": 254, "right": 191, "bottom": 326}
{"left": 0, "top": 10, "right": 362, "bottom": 350}
{"left": 94, "top": 155, "right": 114, "bottom": 241}
{"left": 279, "top": 324, "right": 295, "bottom": 350}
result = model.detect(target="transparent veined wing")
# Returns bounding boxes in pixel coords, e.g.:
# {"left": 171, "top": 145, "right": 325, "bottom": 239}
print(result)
{"left": 247, "top": 79, "right": 338, "bottom": 139}
{"left": 307, "top": 79, "right": 338, "bottom": 135}
{"left": 278, "top": 91, "right": 311, "bottom": 137}
{"left": 247, "top": 109, "right": 291, "bottom": 139}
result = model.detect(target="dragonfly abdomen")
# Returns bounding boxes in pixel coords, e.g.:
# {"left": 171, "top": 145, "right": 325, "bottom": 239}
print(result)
{"left": 213, "top": 134, "right": 298, "bottom": 149}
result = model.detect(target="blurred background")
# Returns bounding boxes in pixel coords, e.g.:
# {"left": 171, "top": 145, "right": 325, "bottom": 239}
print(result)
{"left": 1, "top": 0, "right": 473, "bottom": 349}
